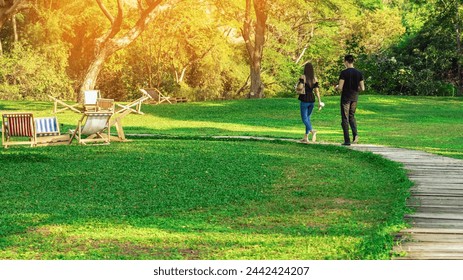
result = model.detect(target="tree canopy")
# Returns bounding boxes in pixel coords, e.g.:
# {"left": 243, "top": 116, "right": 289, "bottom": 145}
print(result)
{"left": 0, "top": 0, "right": 461, "bottom": 101}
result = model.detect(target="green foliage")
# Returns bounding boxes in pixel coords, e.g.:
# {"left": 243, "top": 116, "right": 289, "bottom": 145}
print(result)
{"left": 0, "top": 0, "right": 461, "bottom": 100}
{"left": 357, "top": 0, "right": 462, "bottom": 96}
{"left": 105, "top": 0, "right": 248, "bottom": 101}
{"left": 0, "top": 43, "right": 73, "bottom": 100}
{"left": 344, "top": 8, "right": 405, "bottom": 54}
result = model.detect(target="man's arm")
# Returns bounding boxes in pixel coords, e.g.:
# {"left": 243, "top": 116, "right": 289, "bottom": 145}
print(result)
{"left": 359, "top": 80, "right": 365, "bottom": 92}
{"left": 336, "top": 79, "right": 344, "bottom": 91}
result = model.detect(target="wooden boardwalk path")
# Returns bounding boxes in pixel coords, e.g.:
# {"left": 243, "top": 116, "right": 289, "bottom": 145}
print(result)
{"left": 350, "top": 144, "right": 463, "bottom": 260}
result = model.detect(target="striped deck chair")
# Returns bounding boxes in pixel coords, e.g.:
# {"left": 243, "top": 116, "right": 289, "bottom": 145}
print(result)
{"left": 69, "top": 112, "right": 112, "bottom": 145}
{"left": 2, "top": 113, "right": 36, "bottom": 148}
{"left": 35, "top": 116, "right": 70, "bottom": 146}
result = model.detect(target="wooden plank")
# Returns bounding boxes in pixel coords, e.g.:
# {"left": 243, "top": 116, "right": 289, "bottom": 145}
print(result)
{"left": 413, "top": 183, "right": 463, "bottom": 188}
{"left": 407, "top": 165, "right": 461, "bottom": 169}
{"left": 409, "top": 174, "right": 463, "bottom": 178}
{"left": 412, "top": 189, "right": 463, "bottom": 194}
{"left": 406, "top": 221, "right": 463, "bottom": 229}
{"left": 393, "top": 242, "right": 463, "bottom": 251}
{"left": 393, "top": 254, "right": 463, "bottom": 260}
{"left": 411, "top": 190, "right": 463, "bottom": 196}
{"left": 411, "top": 186, "right": 463, "bottom": 191}
{"left": 409, "top": 176, "right": 463, "bottom": 181}
{"left": 408, "top": 178, "right": 463, "bottom": 183}
{"left": 410, "top": 193, "right": 463, "bottom": 198}
{"left": 400, "top": 233, "right": 463, "bottom": 243}
{"left": 405, "top": 161, "right": 463, "bottom": 165}
{"left": 409, "top": 174, "right": 463, "bottom": 179}
{"left": 406, "top": 164, "right": 463, "bottom": 168}
{"left": 406, "top": 213, "right": 463, "bottom": 220}
{"left": 408, "top": 197, "right": 463, "bottom": 206}
{"left": 400, "top": 228, "right": 463, "bottom": 234}
{"left": 408, "top": 171, "right": 463, "bottom": 175}
{"left": 411, "top": 206, "right": 463, "bottom": 214}
{"left": 406, "top": 165, "right": 463, "bottom": 169}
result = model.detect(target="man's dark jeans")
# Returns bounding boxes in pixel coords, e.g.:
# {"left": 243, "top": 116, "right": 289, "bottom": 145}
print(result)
{"left": 341, "top": 100, "right": 358, "bottom": 143}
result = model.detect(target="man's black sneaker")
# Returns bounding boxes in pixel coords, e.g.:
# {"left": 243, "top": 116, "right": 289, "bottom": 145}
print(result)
{"left": 342, "top": 142, "right": 351, "bottom": 146}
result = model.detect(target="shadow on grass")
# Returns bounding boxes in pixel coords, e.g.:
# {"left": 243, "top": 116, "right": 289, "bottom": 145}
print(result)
{"left": 0, "top": 152, "right": 52, "bottom": 163}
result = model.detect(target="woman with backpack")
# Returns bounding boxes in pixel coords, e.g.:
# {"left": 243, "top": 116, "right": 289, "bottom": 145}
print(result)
{"left": 297, "top": 62, "right": 324, "bottom": 143}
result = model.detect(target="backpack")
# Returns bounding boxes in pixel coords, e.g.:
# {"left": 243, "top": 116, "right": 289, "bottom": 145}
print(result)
{"left": 296, "top": 76, "right": 305, "bottom": 95}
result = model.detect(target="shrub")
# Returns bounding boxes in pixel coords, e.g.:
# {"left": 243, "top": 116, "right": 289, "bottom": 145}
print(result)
{"left": 0, "top": 43, "right": 73, "bottom": 101}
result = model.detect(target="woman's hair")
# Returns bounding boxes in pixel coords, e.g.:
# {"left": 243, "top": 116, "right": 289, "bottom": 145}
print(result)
{"left": 304, "top": 63, "right": 315, "bottom": 87}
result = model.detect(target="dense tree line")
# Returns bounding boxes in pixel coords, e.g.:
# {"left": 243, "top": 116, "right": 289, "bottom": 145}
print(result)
{"left": 356, "top": 0, "right": 463, "bottom": 96}
{"left": 0, "top": 0, "right": 461, "bottom": 101}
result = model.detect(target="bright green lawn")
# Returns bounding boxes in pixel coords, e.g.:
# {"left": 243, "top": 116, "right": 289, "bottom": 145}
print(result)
{"left": 2, "top": 95, "right": 461, "bottom": 158}
{"left": 0, "top": 140, "right": 411, "bottom": 259}
{"left": 1, "top": 95, "right": 458, "bottom": 259}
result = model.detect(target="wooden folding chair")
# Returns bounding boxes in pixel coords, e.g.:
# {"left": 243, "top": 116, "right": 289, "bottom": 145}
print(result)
{"left": 142, "top": 88, "right": 173, "bottom": 105}
{"left": 69, "top": 112, "right": 112, "bottom": 145}
{"left": 2, "top": 112, "right": 36, "bottom": 148}
{"left": 48, "top": 95, "right": 82, "bottom": 114}
{"left": 108, "top": 108, "right": 132, "bottom": 142}
{"left": 35, "top": 116, "right": 70, "bottom": 146}
{"left": 84, "top": 90, "right": 101, "bottom": 112}
{"left": 96, "top": 98, "right": 115, "bottom": 112}
{"left": 115, "top": 89, "right": 152, "bottom": 115}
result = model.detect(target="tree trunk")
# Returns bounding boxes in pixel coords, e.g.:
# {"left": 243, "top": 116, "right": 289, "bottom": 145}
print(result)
{"left": 249, "top": 60, "right": 263, "bottom": 98}
{"left": 80, "top": 48, "right": 111, "bottom": 101}
{"left": 79, "top": 0, "right": 165, "bottom": 102}
{"left": 456, "top": 12, "right": 462, "bottom": 96}
{"left": 0, "top": 0, "right": 28, "bottom": 30}
{"left": 236, "top": 74, "right": 250, "bottom": 96}
{"left": 243, "top": 0, "right": 267, "bottom": 99}
{"left": 12, "top": 14, "right": 18, "bottom": 42}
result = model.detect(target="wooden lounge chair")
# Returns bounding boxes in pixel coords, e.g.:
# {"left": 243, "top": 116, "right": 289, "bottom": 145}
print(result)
{"left": 108, "top": 108, "right": 132, "bottom": 142}
{"left": 69, "top": 112, "right": 112, "bottom": 145}
{"left": 2, "top": 112, "right": 36, "bottom": 148}
{"left": 48, "top": 95, "right": 82, "bottom": 114}
{"left": 84, "top": 90, "right": 101, "bottom": 112}
{"left": 35, "top": 116, "right": 70, "bottom": 146}
{"left": 115, "top": 89, "right": 152, "bottom": 115}
{"left": 142, "top": 88, "right": 173, "bottom": 105}
{"left": 96, "top": 98, "right": 115, "bottom": 112}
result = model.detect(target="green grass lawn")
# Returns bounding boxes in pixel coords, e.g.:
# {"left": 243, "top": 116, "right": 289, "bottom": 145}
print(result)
{"left": 0, "top": 140, "right": 411, "bottom": 259}
{"left": 0, "top": 95, "right": 460, "bottom": 259}
{"left": 3, "top": 95, "right": 461, "bottom": 158}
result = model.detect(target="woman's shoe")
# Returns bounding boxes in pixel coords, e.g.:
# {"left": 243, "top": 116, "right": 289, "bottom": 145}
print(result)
{"left": 310, "top": 130, "right": 317, "bottom": 142}
{"left": 299, "top": 139, "right": 309, "bottom": 144}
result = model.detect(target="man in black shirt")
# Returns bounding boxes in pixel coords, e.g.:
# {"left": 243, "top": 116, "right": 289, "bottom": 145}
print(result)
{"left": 336, "top": 55, "right": 365, "bottom": 146}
